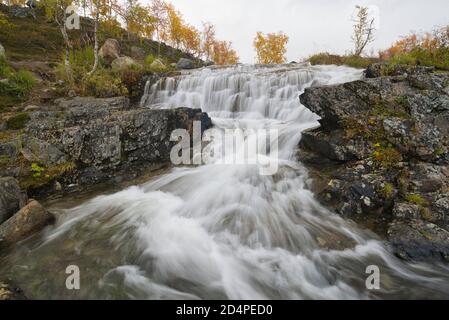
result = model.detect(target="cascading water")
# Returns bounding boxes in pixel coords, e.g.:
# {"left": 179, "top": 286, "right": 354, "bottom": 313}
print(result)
{"left": 1, "top": 64, "right": 449, "bottom": 299}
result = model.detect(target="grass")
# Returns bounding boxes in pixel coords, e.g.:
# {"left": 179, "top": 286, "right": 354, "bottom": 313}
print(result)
{"left": 380, "top": 183, "right": 395, "bottom": 199}
{"left": 372, "top": 143, "right": 403, "bottom": 169}
{"left": 308, "top": 52, "right": 379, "bottom": 69}
{"left": 405, "top": 194, "right": 428, "bottom": 206}
{"left": 388, "top": 47, "right": 449, "bottom": 71}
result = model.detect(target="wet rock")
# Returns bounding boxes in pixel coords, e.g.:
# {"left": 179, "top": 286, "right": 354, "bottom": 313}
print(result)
{"left": 99, "top": 39, "right": 121, "bottom": 64}
{"left": 111, "top": 56, "right": 140, "bottom": 70}
{"left": 176, "top": 58, "right": 195, "bottom": 70}
{"left": 22, "top": 97, "right": 212, "bottom": 193}
{"left": 0, "top": 177, "right": 27, "bottom": 224}
{"left": 0, "top": 281, "right": 27, "bottom": 300}
{"left": 0, "top": 200, "right": 55, "bottom": 248}
{"left": 388, "top": 219, "right": 449, "bottom": 262}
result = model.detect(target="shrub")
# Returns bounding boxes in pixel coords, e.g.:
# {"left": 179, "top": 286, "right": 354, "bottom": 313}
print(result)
{"left": 308, "top": 52, "right": 378, "bottom": 69}
{"left": 84, "top": 69, "right": 128, "bottom": 98}
{"left": 308, "top": 53, "right": 344, "bottom": 66}
{"left": 6, "top": 112, "right": 30, "bottom": 130}
{"left": 145, "top": 54, "right": 157, "bottom": 65}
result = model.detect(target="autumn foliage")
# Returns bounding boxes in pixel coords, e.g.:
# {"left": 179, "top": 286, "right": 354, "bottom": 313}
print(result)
{"left": 253, "top": 31, "right": 289, "bottom": 64}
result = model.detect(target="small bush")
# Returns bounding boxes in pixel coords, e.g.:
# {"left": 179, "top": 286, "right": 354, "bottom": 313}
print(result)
{"left": 6, "top": 112, "right": 30, "bottom": 130}
{"left": 84, "top": 69, "right": 128, "bottom": 98}
{"left": 145, "top": 54, "right": 157, "bottom": 65}
{"left": 308, "top": 53, "right": 344, "bottom": 66}
{"left": 308, "top": 52, "right": 378, "bottom": 69}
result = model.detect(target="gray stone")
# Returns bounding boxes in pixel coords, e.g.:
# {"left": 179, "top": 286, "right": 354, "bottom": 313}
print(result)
{"left": 130, "top": 46, "right": 146, "bottom": 59}
{"left": 0, "top": 281, "right": 27, "bottom": 300}
{"left": 99, "top": 39, "right": 121, "bottom": 65}
{"left": 176, "top": 58, "right": 195, "bottom": 70}
{"left": 111, "top": 56, "right": 140, "bottom": 70}
{"left": 0, "top": 177, "right": 27, "bottom": 224}
{"left": 0, "top": 200, "right": 55, "bottom": 248}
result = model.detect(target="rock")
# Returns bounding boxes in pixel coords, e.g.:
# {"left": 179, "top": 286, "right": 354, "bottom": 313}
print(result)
{"left": 130, "top": 46, "right": 146, "bottom": 59}
{"left": 26, "top": 0, "right": 37, "bottom": 8}
{"left": 392, "top": 202, "right": 421, "bottom": 220}
{"left": 204, "top": 60, "right": 214, "bottom": 67}
{"left": 99, "top": 39, "right": 121, "bottom": 65}
{"left": 0, "top": 200, "right": 55, "bottom": 248}
{"left": 0, "top": 42, "right": 5, "bottom": 59}
{"left": 388, "top": 219, "right": 449, "bottom": 262}
{"left": 23, "top": 97, "right": 212, "bottom": 190}
{"left": 21, "top": 136, "right": 67, "bottom": 166}
{"left": 176, "top": 58, "right": 195, "bottom": 70}
{"left": 0, "top": 177, "right": 27, "bottom": 224}
{"left": 9, "top": 5, "right": 32, "bottom": 18}
{"left": 0, "top": 281, "right": 27, "bottom": 300}
{"left": 299, "top": 65, "right": 449, "bottom": 262}
{"left": 150, "top": 59, "right": 166, "bottom": 71}
{"left": 365, "top": 63, "right": 436, "bottom": 78}
{"left": 111, "top": 56, "right": 140, "bottom": 70}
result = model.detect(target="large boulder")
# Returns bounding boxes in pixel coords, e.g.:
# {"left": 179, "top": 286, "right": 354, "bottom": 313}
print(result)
{"left": 99, "top": 39, "right": 121, "bottom": 65}
{"left": 0, "top": 200, "right": 55, "bottom": 248}
{"left": 111, "top": 56, "right": 140, "bottom": 70}
{"left": 176, "top": 58, "right": 195, "bottom": 70}
{"left": 388, "top": 219, "right": 449, "bottom": 262}
{"left": 0, "top": 177, "right": 27, "bottom": 224}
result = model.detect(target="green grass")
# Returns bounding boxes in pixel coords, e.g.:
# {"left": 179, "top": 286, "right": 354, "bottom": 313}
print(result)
{"left": 405, "top": 194, "right": 428, "bottom": 206}
{"left": 388, "top": 47, "right": 449, "bottom": 71}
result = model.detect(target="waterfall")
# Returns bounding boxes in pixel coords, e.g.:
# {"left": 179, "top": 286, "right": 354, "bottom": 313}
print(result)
{"left": 2, "top": 64, "right": 449, "bottom": 299}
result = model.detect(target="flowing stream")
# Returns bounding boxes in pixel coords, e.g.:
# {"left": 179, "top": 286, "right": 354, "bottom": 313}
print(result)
{"left": 1, "top": 64, "right": 449, "bottom": 299}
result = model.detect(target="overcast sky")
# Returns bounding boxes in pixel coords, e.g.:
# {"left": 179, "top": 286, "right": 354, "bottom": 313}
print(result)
{"left": 148, "top": 0, "right": 449, "bottom": 63}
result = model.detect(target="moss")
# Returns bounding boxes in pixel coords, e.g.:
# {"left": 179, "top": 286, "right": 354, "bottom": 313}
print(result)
{"left": 19, "top": 161, "right": 77, "bottom": 190}
{"left": 405, "top": 194, "right": 428, "bottom": 206}
{"left": 380, "top": 183, "right": 395, "bottom": 199}
{"left": 372, "top": 143, "right": 403, "bottom": 169}
{"left": 370, "top": 102, "right": 410, "bottom": 119}
{"left": 6, "top": 113, "right": 30, "bottom": 130}
{"left": 394, "top": 95, "right": 409, "bottom": 107}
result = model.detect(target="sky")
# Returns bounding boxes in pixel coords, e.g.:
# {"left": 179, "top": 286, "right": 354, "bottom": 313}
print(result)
{"left": 145, "top": 0, "right": 449, "bottom": 63}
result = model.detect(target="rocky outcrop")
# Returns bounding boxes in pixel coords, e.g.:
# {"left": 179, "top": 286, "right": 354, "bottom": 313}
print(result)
{"left": 299, "top": 65, "right": 449, "bottom": 262}
{"left": 99, "top": 39, "right": 121, "bottom": 65}
{"left": 0, "top": 200, "right": 55, "bottom": 249}
{"left": 0, "top": 96, "right": 212, "bottom": 197}
{"left": 0, "top": 177, "right": 27, "bottom": 224}
{"left": 176, "top": 58, "right": 195, "bottom": 70}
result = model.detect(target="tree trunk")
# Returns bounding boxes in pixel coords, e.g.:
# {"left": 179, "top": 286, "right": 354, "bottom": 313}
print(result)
{"left": 87, "top": 11, "right": 100, "bottom": 77}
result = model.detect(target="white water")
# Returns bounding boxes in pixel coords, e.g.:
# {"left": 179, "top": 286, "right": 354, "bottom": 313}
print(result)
{"left": 3, "top": 64, "right": 449, "bottom": 299}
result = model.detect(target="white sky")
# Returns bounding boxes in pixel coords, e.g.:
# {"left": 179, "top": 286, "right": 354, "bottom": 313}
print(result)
{"left": 143, "top": 0, "right": 449, "bottom": 63}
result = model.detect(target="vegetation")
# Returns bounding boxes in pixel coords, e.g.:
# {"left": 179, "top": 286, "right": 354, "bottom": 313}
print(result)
{"left": 405, "top": 194, "right": 428, "bottom": 207}
{"left": 5, "top": 112, "right": 30, "bottom": 129}
{"left": 308, "top": 52, "right": 378, "bottom": 69}
{"left": 351, "top": 5, "right": 375, "bottom": 57}
{"left": 253, "top": 31, "right": 289, "bottom": 64}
